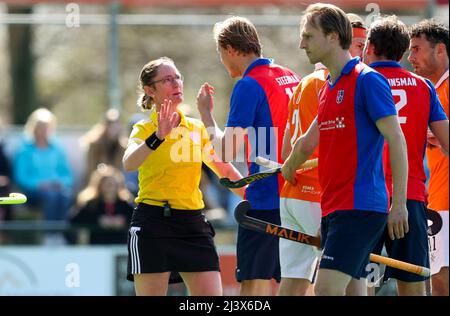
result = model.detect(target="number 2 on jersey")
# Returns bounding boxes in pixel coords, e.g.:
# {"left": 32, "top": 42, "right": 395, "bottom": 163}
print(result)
{"left": 285, "top": 87, "right": 300, "bottom": 147}
{"left": 392, "top": 89, "right": 407, "bottom": 124}
{"left": 290, "top": 109, "right": 300, "bottom": 147}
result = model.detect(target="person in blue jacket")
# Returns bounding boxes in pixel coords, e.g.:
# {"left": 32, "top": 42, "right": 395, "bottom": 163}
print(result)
{"left": 14, "top": 108, "right": 73, "bottom": 223}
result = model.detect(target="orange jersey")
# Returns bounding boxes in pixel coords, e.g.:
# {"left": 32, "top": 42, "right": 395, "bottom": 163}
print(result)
{"left": 426, "top": 70, "right": 449, "bottom": 211}
{"left": 281, "top": 66, "right": 327, "bottom": 202}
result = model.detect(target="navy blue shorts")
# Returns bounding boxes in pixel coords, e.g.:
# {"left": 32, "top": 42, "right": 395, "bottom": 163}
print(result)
{"left": 236, "top": 208, "right": 281, "bottom": 282}
{"left": 372, "top": 200, "right": 430, "bottom": 282}
{"left": 320, "top": 210, "right": 387, "bottom": 279}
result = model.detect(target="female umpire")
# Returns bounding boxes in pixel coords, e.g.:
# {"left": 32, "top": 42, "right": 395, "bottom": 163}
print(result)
{"left": 123, "top": 57, "right": 244, "bottom": 296}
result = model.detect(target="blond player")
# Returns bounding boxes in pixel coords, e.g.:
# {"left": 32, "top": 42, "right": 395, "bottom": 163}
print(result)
{"left": 277, "top": 14, "right": 368, "bottom": 296}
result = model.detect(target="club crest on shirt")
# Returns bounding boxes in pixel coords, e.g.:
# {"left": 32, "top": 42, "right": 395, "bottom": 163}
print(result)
{"left": 336, "top": 90, "right": 345, "bottom": 104}
{"left": 336, "top": 117, "right": 345, "bottom": 129}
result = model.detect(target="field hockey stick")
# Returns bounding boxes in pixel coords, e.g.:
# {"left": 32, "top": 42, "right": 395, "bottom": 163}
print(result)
{"left": 256, "top": 156, "right": 318, "bottom": 172}
{"left": 219, "top": 167, "right": 281, "bottom": 189}
{"left": 234, "top": 200, "right": 431, "bottom": 277}
{"left": 0, "top": 193, "right": 27, "bottom": 205}
{"left": 219, "top": 158, "right": 318, "bottom": 189}
{"left": 255, "top": 156, "right": 282, "bottom": 169}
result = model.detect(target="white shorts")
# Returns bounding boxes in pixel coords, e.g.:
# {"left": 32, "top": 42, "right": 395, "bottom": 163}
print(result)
{"left": 428, "top": 210, "right": 449, "bottom": 275}
{"left": 279, "top": 198, "right": 322, "bottom": 281}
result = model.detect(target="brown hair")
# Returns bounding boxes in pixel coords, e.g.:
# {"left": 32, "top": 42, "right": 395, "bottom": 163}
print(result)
{"left": 368, "top": 15, "right": 409, "bottom": 61}
{"left": 137, "top": 57, "right": 175, "bottom": 110}
{"left": 347, "top": 13, "right": 366, "bottom": 30}
{"left": 302, "top": 3, "right": 352, "bottom": 50}
{"left": 213, "top": 16, "right": 262, "bottom": 56}
{"left": 80, "top": 108, "right": 128, "bottom": 180}
{"left": 410, "top": 19, "right": 449, "bottom": 58}
{"left": 76, "top": 164, "right": 133, "bottom": 208}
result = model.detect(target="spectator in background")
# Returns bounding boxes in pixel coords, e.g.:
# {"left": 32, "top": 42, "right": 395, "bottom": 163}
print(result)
{"left": 71, "top": 164, "right": 133, "bottom": 244}
{"left": 0, "top": 119, "right": 13, "bottom": 244}
{"left": 0, "top": 132, "right": 13, "bottom": 244}
{"left": 14, "top": 108, "right": 73, "bottom": 245}
{"left": 80, "top": 108, "right": 128, "bottom": 185}
{"left": 0, "top": 140, "right": 12, "bottom": 222}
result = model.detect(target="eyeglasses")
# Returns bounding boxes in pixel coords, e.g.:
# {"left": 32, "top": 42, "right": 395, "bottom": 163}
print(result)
{"left": 149, "top": 74, "right": 184, "bottom": 86}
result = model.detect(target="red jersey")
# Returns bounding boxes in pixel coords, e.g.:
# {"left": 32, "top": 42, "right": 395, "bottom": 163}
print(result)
{"left": 372, "top": 62, "right": 448, "bottom": 202}
{"left": 317, "top": 58, "right": 396, "bottom": 217}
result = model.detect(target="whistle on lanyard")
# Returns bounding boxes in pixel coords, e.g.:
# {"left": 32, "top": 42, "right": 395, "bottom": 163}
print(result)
{"left": 163, "top": 202, "right": 171, "bottom": 217}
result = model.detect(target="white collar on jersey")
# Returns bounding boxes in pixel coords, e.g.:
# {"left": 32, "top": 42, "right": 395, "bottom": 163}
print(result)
{"left": 435, "top": 69, "right": 449, "bottom": 89}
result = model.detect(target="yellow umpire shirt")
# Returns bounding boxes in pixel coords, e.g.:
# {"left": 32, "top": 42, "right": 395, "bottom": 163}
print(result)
{"left": 128, "top": 108, "right": 215, "bottom": 210}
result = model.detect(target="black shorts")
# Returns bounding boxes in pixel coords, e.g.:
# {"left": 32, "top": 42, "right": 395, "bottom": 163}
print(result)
{"left": 127, "top": 203, "right": 220, "bottom": 284}
{"left": 320, "top": 209, "right": 387, "bottom": 279}
{"left": 236, "top": 208, "right": 281, "bottom": 282}
{"left": 372, "top": 199, "right": 430, "bottom": 282}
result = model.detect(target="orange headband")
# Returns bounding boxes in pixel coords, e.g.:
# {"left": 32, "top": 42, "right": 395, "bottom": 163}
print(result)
{"left": 352, "top": 27, "right": 367, "bottom": 40}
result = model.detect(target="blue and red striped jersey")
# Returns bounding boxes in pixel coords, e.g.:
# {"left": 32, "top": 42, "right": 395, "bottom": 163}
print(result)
{"left": 317, "top": 57, "right": 397, "bottom": 217}
{"left": 371, "top": 61, "right": 447, "bottom": 202}
{"left": 227, "top": 58, "right": 300, "bottom": 209}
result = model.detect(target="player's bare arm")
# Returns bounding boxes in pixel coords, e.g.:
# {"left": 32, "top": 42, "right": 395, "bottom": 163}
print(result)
{"left": 197, "top": 83, "right": 246, "bottom": 162}
{"left": 197, "top": 82, "right": 224, "bottom": 147}
{"left": 203, "top": 141, "right": 246, "bottom": 197}
{"left": 375, "top": 115, "right": 409, "bottom": 240}
{"left": 429, "top": 119, "right": 449, "bottom": 156}
{"left": 427, "top": 129, "right": 440, "bottom": 148}
{"left": 205, "top": 157, "right": 246, "bottom": 198}
{"left": 281, "top": 118, "right": 319, "bottom": 184}
{"left": 281, "top": 124, "right": 291, "bottom": 161}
